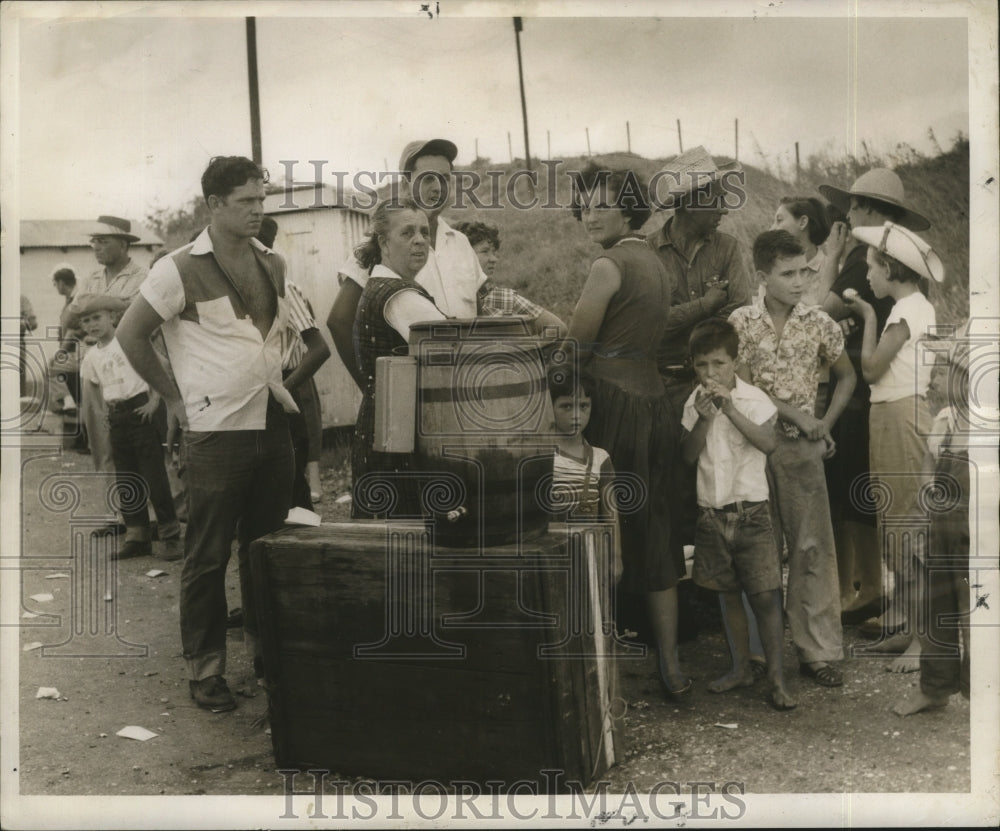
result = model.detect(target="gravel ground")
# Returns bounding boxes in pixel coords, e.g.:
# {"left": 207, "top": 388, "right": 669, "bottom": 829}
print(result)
{"left": 13, "top": 439, "right": 975, "bottom": 810}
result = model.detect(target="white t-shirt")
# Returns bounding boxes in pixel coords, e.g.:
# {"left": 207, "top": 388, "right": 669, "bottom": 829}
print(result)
{"left": 870, "top": 291, "right": 937, "bottom": 403}
{"left": 339, "top": 217, "right": 487, "bottom": 318}
{"left": 80, "top": 337, "right": 150, "bottom": 404}
{"left": 681, "top": 377, "right": 777, "bottom": 508}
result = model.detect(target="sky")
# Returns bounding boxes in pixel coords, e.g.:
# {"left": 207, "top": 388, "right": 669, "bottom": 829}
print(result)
{"left": 8, "top": 1, "right": 975, "bottom": 223}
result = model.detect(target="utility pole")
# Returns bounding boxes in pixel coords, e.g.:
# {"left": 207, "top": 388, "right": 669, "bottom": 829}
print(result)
{"left": 586, "top": 127, "right": 591, "bottom": 157}
{"left": 246, "top": 18, "right": 262, "bottom": 166}
{"left": 734, "top": 118, "right": 739, "bottom": 162}
{"left": 507, "top": 131, "right": 513, "bottom": 164}
{"left": 626, "top": 121, "right": 631, "bottom": 154}
{"left": 676, "top": 119, "right": 683, "bottom": 154}
{"left": 547, "top": 130, "right": 551, "bottom": 160}
{"left": 513, "top": 18, "right": 532, "bottom": 171}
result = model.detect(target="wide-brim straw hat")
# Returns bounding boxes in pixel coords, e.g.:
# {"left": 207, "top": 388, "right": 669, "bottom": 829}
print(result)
{"left": 651, "top": 145, "right": 743, "bottom": 210}
{"left": 819, "top": 169, "right": 930, "bottom": 231}
{"left": 852, "top": 221, "right": 945, "bottom": 283}
{"left": 88, "top": 215, "right": 141, "bottom": 242}
{"left": 68, "top": 292, "right": 129, "bottom": 318}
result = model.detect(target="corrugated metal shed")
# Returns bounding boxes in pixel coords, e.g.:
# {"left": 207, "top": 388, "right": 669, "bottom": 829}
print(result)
{"left": 20, "top": 219, "right": 163, "bottom": 249}
{"left": 265, "top": 184, "right": 371, "bottom": 428}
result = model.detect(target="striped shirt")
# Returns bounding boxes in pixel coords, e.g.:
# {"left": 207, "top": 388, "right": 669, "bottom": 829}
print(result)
{"left": 551, "top": 441, "right": 614, "bottom": 518}
{"left": 280, "top": 281, "right": 319, "bottom": 370}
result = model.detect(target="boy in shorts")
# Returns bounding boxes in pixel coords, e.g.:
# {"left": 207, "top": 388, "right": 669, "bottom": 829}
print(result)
{"left": 681, "top": 319, "right": 796, "bottom": 710}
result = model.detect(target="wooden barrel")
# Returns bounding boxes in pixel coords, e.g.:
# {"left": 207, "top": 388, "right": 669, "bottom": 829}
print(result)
{"left": 408, "top": 317, "right": 553, "bottom": 547}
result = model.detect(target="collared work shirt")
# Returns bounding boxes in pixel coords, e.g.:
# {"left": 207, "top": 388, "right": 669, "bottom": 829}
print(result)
{"left": 729, "top": 299, "right": 843, "bottom": 438}
{"left": 681, "top": 377, "right": 776, "bottom": 508}
{"left": 646, "top": 218, "right": 753, "bottom": 369}
{"left": 339, "top": 216, "right": 487, "bottom": 318}
{"left": 80, "top": 258, "right": 148, "bottom": 304}
{"left": 140, "top": 228, "right": 298, "bottom": 431}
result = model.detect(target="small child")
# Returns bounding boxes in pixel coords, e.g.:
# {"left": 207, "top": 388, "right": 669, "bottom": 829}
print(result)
{"left": 76, "top": 293, "right": 181, "bottom": 560}
{"left": 730, "top": 230, "right": 857, "bottom": 688}
{"left": 548, "top": 373, "right": 622, "bottom": 581}
{"left": 843, "top": 222, "right": 944, "bottom": 674}
{"left": 680, "top": 319, "right": 796, "bottom": 710}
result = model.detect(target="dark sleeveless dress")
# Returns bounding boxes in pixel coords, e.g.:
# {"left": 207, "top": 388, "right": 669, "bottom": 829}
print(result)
{"left": 350, "top": 276, "right": 435, "bottom": 520}
{"left": 582, "top": 238, "right": 684, "bottom": 592}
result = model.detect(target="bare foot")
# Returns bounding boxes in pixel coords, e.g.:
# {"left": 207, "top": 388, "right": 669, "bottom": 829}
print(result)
{"left": 854, "top": 632, "right": 912, "bottom": 655}
{"left": 707, "top": 668, "right": 755, "bottom": 693}
{"left": 887, "top": 639, "right": 921, "bottom": 673}
{"left": 893, "top": 690, "right": 948, "bottom": 716}
{"left": 769, "top": 684, "right": 798, "bottom": 711}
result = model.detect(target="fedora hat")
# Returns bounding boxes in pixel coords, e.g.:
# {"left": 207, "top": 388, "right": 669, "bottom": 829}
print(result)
{"left": 68, "top": 292, "right": 129, "bottom": 318}
{"left": 819, "top": 169, "right": 930, "bottom": 231}
{"left": 88, "top": 215, "right": 141, "bottom": 242}
{"left": 651, "top": 146, "right": 743, "bottom": 210}
{"left": 852, "top": 221, "right": 945, "bottom": 283}
{"left": 399, "top": 138, "right": 458, "bottom": 174}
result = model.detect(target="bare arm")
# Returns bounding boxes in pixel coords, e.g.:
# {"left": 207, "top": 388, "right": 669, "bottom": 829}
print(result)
{"left": 559, "top": 258, "right": 621, "bottom": 366}
{"left": 326, "top": 278, "right": 364, "bottom": 389}
{"left": 116, "top": 296, "right": 181, "bottom": 406}
{"left": 532, "top": 307, "right": 568, "bottom": 340}
{"left": 283, "top": 328, "right": 331, "bottom": 392}
{"left": 844, "top": 294, "right": 908, "bottom": 384}
{"left": 722, "top": 403, "right": 778, "bottom": 455}
{"left": 821, "top": 349, "right": 857, "bottom": 428}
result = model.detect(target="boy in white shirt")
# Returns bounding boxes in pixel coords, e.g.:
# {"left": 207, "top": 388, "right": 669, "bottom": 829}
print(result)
{"left": 681, "top": 319, "right": 796, "bottom": 710}
{"left": 77, "top": 293, "right": 181, "bottom": 560}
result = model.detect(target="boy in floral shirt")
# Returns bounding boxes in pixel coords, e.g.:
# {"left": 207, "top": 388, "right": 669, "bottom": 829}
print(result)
{"left": 729, "top": 230, "right": 856, "bottom": 688}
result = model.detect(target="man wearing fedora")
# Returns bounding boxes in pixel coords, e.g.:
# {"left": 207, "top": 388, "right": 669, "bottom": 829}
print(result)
{"left": 817, "top": 169, "right": 932, "bottom": 633}
{"left": 646, "top": 146, "right": 754, "bottom": 552}
{"left": 79, "top": 216, "right": 150, "bottom": 478}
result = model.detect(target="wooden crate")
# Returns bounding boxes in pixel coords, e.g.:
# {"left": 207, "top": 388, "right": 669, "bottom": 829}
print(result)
{"left": 250, "top": 521, "right": 621, "bottom": 790}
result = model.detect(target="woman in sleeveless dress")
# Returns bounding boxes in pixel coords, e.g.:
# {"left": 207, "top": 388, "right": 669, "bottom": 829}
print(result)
{"left": 559, "top": 165, "right": 689, "bottom": 697}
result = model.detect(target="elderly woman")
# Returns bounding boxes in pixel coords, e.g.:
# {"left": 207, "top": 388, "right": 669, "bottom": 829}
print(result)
{"left": 560, "top": 164, "right": 688, "bottom": 698}
{"left": 350, "top": 199, "right": 447, "bottom": 519}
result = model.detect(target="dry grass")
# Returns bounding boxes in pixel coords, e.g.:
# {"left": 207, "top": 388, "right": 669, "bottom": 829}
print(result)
{"left": 450, "top": 136, "right": 970, "bottom": 326}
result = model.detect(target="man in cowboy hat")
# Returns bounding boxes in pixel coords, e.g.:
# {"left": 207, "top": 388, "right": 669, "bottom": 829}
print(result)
{"left": 646, "top": 146, "right": 754, "bottom": 548}
{"left": 327, "top": 137, "right": 564, "bottom": 388}
{"left": 78, "top": 215, "right": 150, "bottom": 478}
{"left": 815, "top": 169, "right": 932, "bottom": 630}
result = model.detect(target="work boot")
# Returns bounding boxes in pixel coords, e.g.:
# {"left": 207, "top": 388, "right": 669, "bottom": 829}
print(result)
{"left": 189, "top": 675, "right": 236, "bottom": 712}
{"left": 109, "top": 539, "right": 152, "bottom": 560}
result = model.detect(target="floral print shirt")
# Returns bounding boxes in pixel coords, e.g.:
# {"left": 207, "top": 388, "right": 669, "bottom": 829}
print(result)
{"left": 729, "top": 299, "right": 844, "bottom": 438}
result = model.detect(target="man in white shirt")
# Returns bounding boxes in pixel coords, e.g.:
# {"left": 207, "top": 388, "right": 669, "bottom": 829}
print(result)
{"left": 117, "top": 156, "right": 297, "bottom": 714}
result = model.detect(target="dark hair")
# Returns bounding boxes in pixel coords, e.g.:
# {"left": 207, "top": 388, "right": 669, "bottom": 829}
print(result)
{"left": 868, "top": 246, "right": 923, "bottom": 285}
{"left": 571, "top": 164, "right": 651, "bottom": 230}
{"left": 201, "top": 156, "right": 269, "bottom": 201}
{"left": 548, "top": 368, "right": 596, "bottom": 402}
{"left": 824, "top": 200, "right": 848, "bottom": 228}
{"left": 52, "top": 267, "right": 76, "bottom": 287}
{"left": 256, "top": 215, "right": 278, "bottom": 248}
{"left": 453, "top": 220, "right": 500, "bottom": 251}
{"left": 780, "top": 196, "right": 831, "bottom": 246}
{"left": 753, "top": 229, "right": 804, "bottom": 273}
{"left": 688, "top": 318, "right": 739, "bottom": 360}
{"left": 853, "top": 195, "right": 906, "bottom": 224}
{"left": 353, "top": 198, "right": 426, "bottom": 271}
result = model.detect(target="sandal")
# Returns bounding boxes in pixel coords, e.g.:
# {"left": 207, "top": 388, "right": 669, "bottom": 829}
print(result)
{"left": 799, "top": 662, "right": 843, "bottom": 687}
{"left": 658, "top": 651, "right": 692, "bottom": 700}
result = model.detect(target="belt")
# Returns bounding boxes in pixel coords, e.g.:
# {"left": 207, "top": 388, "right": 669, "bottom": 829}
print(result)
{"left": 661, "top": 364, "right": 695, "bottom": 379}
{"left": 710, "top": 499, "right": 767, "bottom": 514}
{"left": 107, "top": 392, "right": 149, "bottom": 413}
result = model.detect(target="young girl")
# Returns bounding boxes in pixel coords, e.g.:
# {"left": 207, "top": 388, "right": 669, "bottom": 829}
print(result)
{"left": 842, "top": 221, "right": 945, "bottom": 673}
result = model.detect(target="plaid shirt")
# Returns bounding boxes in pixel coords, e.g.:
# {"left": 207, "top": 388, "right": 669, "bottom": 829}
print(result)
{"left": 477, "top": 281, "right": 544, "bottom": 319}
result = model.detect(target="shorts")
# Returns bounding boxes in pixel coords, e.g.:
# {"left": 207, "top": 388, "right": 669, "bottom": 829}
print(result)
{"left": 693, "top": 500, "right": 781, "bottom": 595}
